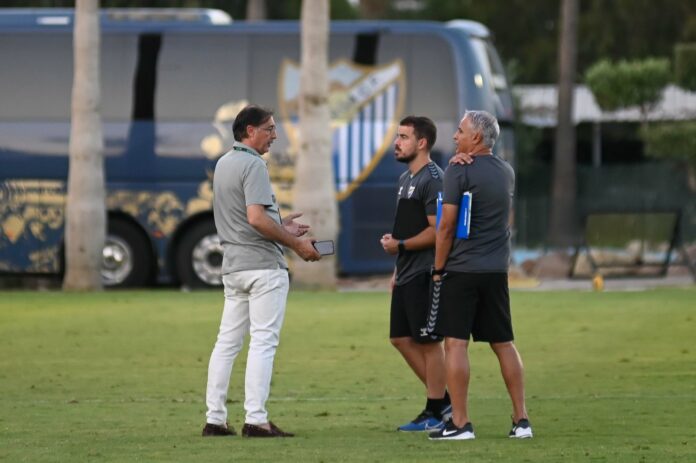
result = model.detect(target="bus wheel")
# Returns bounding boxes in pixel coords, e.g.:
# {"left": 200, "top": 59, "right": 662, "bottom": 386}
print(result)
{"left": 176, "top": 220, "right": 223, "bottom": 288}
{"left": 102, "top": 219, "right": 153, "bottom": 287}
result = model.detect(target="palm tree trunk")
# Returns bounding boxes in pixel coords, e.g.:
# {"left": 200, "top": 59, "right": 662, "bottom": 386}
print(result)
{"left": 292, "top": 0, "right": 338, "bottom": 288}
{"left": 548, "top": 0, "right": 579, "bottom": 248}
{"left": 359, "top": 0, "right": 388, "bottom": 19}
{"left": 63, "top": 0, "right": 105, "bottom": 290}
{"left": 246, "top": 0, "right": 267, "bottom": 21}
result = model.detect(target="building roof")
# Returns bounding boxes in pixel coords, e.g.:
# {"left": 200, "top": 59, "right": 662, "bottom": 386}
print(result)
{"left": 514, "top": 84, "right": 696, "bottom": 127}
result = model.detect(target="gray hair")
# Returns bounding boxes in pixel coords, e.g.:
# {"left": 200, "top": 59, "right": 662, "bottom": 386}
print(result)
{"left": 464, "top": 110, "right": 500, "bottom": 148}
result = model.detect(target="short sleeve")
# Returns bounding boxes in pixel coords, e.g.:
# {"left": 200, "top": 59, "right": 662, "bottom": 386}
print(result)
{"left": 243, "top": 159, "right": 274, "bottom": 207}
{"left": 443, "top": 166, "right": 466, "bottom": 205}
{"left": 422, "top": 175, "right": 443, "bottom": 216}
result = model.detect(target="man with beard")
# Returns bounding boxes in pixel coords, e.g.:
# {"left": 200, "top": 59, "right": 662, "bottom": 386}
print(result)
{"left": 380, "top": 116, "right": 451, "bottom": 432}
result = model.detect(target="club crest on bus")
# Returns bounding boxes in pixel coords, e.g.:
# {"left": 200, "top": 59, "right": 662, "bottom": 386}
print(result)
{"left": 279, "top": 59, "right": 406, "bottom": 200}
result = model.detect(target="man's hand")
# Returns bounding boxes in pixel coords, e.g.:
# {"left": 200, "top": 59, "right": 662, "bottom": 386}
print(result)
{"left": 380, "top": 233, "right": 399, "bottom": 255}
{"left": 449, "top": 152, "right": 475, "bottom": 165}
{"left": 282, "top": 212, "right": 310, "bottom": 237}
{"left": 389, "top": 272, "right": 396, "bottom": 292}
{"left": 294, "top": 237, "right": 322, "bottom": 262}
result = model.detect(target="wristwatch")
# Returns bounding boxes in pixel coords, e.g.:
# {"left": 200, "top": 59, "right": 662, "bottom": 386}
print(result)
{"left": 430, "top": 266, "right": 445, "bottom": 276}
{"left": 398, "top": 240, "right": 406, "bottom": 253}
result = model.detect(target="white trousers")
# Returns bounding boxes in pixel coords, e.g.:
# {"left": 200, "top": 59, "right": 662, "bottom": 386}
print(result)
{"left": 205, "top": 268, "right": 289, "bottom": 426}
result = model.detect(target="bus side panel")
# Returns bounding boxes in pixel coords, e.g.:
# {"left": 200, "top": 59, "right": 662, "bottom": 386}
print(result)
{"left": 0, "top": 179, "right": 65, "bottom": 273}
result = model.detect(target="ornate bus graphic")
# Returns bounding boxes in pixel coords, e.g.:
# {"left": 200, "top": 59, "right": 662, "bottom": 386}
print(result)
{"left": 279, "top": 59, "right": 406, "bottom": 200}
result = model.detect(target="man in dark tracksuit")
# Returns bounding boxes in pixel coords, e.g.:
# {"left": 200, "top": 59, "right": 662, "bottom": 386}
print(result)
{"left": 380, "top": 116, "right": 451, "bottom": 432}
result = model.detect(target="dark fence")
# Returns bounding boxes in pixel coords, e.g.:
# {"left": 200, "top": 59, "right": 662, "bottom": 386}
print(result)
{"left": 514, "top": 161, "right": 696, "bottom": 248}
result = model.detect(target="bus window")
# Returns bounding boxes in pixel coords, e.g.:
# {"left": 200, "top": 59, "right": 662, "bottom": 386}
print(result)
{"left": 156, "top": 33, "right": 249, "bottom": 121}
{"left": 470, "top": 37, "right": 514, "bottom": 119}
{"left": 353, "top": 32, "right": 379, "bottom": 65}
{"left": 403, "top": 35, "right": 458, "bottom": 123}
{"left": 249, "top": 34, "right": 300, "bottom": 107}
{"left": 0, "top": 34, "right": 72, "bottom": 120}
{"left": 470, "top": 37, "right": 508, "bottom": 91}
{"left": 102, "top": 34, "right": 138, "bottom": 121}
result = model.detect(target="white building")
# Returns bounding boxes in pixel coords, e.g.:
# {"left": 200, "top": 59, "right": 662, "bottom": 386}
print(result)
{"left": 514, "top": 84, "right": 696, "bottom": 165}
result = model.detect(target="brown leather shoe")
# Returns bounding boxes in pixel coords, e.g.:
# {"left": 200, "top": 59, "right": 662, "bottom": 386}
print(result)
{"left": 241, "top": 421, "right": 294, "bottom": 438}
{"left": 202, "top": 422, "right": 237, "bottom": 436}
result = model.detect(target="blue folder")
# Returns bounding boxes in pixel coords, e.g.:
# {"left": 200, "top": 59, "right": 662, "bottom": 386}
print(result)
{"left": 436, "top": 191, "right": 472, "bottom": 239}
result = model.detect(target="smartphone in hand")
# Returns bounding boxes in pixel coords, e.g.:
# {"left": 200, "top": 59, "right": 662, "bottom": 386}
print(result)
{"left": 313, "top": 240, "right": 335, "bottom": 256}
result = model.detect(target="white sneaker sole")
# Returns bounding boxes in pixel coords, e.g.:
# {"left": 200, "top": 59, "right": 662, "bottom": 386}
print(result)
{"left": 398, "top": 427, "right": 444, "bottom": 433}
{"left": 429, "top": 432, "right": 475, "bottom": 441}
{"left": 510, "top": 429, "right": 533, "bottom": 439}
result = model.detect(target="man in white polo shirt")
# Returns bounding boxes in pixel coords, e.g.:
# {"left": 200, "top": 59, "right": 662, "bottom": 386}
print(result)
{"left": 202, "top": 105, "right": 321, "bottom": 438}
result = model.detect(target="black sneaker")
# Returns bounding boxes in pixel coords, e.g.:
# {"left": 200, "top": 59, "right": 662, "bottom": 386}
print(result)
{"left": 428, "top": 419, "right": 475, "bottom": 440}
{"left": 509, "top": 418, "right": 533, "bottom": 439}
{"left": 202, "top": 422, "right": 236, "bottom": 436}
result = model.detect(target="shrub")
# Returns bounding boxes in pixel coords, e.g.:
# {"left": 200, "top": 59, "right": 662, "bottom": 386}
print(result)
{"left": 585, "top": 58, "right": 671, "bottom": 115}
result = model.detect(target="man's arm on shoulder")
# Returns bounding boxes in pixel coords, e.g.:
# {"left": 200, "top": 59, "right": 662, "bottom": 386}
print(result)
{"left": 449, "top": 152, "right": 475, "bottom": 165}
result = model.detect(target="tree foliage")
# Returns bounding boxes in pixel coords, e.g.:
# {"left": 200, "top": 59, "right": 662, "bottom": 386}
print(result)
{"left": 642, "top": 122, "right": 696, "bottom": 166}
{"left": 584, "top": 58, "right": 671, "bottom": 114}
{"left": 675, "top": 43, "right": 696, "bottom": 92}
{"left": 642, "top": 121, "right": 696, "bottom": 190}
{"left": 381, "top": 0, "right": 696, "bottom": 84}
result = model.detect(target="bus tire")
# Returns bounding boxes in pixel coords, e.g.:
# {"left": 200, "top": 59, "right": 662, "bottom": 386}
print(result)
{"left": 102, "top": 219, "right": 153, "bottom": 287}
{"left": 175, "top": 220, "right": 223, "bottom": 288}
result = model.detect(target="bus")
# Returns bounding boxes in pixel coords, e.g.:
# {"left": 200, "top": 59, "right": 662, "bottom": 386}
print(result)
{"left": 0, "top": 8, "right": 515, "bottom": 287}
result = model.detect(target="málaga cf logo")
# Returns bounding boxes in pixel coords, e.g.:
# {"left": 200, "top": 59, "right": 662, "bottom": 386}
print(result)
{"left": 279, "top": 59, "right": 406, "bottom": 201}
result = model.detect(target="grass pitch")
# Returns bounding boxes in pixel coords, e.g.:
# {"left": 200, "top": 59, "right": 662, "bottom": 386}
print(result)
{"left": 0, "top": 288, "right": 695, "bottom": 462}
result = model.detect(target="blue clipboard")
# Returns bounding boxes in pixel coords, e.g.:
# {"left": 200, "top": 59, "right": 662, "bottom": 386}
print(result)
{"left": 436, "top": 191, "right": 472, "bottom": 239}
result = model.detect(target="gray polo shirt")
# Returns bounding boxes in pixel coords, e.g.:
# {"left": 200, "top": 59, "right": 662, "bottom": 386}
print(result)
{"left": 442, "top": 155, "right": 514, "bottom": 273}
{"left": 213, "top": 141, "right": 287, "bottom": 274}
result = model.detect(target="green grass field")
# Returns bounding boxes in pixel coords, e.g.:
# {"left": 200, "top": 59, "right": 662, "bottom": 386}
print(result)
{"left": 1, "top": 288, "right": 695, "bottom": 462}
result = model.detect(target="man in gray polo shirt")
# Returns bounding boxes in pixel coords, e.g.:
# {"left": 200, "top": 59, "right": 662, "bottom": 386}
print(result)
{"left": 202, "top": 105, "right": 321, "bottom": 438}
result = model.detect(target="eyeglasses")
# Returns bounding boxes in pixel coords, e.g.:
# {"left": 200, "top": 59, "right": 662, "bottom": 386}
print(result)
{"left": 257, "top": 125, "right": 276, "bottom": 134}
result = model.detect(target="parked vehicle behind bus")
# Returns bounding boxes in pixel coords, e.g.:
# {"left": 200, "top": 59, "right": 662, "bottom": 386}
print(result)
{"left": 0, "top": 8, "right": 515, "bottom": 287}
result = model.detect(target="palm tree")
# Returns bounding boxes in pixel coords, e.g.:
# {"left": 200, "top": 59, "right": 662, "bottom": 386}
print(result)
{"left": 246, "top": 0, "right": 267, "bottom": 21}
{"left": 358, "top": 0, "right": 388, "bottom": 19}
{"left": 63, "top": 0, "right": 105, "bottom": 290}
{"left": 292, "top": 0, "right": 338, "bottom": 288}
{"left": 548, "top": 0, "right": 579, "bottom": 249}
